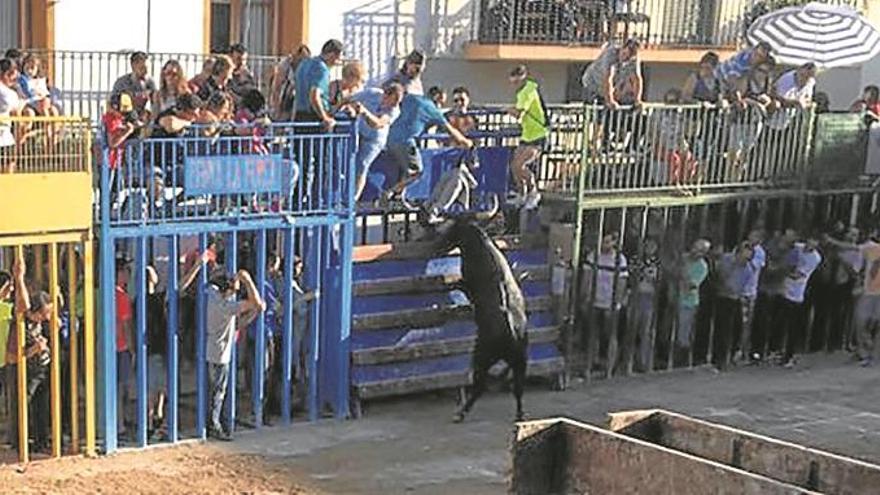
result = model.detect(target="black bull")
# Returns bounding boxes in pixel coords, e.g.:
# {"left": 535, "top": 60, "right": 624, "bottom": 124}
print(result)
{"left": 434, "top": 219, "right": 529, "bottom": 423}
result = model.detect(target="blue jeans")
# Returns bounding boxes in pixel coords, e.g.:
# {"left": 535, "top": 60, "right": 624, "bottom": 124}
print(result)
{"left": 355, "top": 138, "right": 385, "bottom": 185}
{"left": 209, "top": 362, "right": 230, "bottom": 432}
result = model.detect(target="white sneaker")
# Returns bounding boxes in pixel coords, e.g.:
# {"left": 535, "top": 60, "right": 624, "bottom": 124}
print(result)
{"left": 523, "top": 191, "right": 542, "bottom": 210}
{"left": 508, "top": 192, "right": 525, "bottom": 207}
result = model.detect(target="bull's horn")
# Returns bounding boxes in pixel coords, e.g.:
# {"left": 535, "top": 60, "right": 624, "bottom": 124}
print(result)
{"left": 473, "top": 193, "right": 499, "bottom": 222}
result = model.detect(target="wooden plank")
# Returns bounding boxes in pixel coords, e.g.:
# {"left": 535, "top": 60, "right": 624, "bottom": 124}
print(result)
{"left": 355, "top": 357, "right": 565, "bottom": 400}
{"left": 354, "top": 265, "right": 550, "bottom": 296}
{"left": 352, "top": 326, "right": 561, "bottom": 366}
{"left": 353, "top": 234, "right": 546, "bottom": 263}
{"left": 353, "top": 296, "right": 553, "bottom": 332}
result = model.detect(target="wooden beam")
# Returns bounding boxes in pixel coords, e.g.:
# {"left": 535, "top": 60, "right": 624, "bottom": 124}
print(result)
{"left": 463, "top": 42, "right": 736, "bottom": 65}
{"left": 203, "top": 0, "right": 212, "bottom": 53}
{"left": 277, "top": 0, "right": 308, "bottom": 54}
{"left": 230, "top": 0, "right": 242, "bottom": 45}
{"left": 27, "top": 0, "right": 54, "bottom": 50}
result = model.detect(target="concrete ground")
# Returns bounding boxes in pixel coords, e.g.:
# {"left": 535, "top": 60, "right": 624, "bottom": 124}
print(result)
{"left": 4, "top": 352, "right": 879, "bottom": 494}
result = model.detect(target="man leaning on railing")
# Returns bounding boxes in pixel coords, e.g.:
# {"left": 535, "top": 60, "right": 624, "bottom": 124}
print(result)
{"left": 580, "top": 38, "right": 643, "bottom": 108}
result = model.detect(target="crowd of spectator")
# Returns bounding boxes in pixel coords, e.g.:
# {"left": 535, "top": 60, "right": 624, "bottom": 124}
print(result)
{"left": 577, "top": 221, "right": 880, "bottom": 379}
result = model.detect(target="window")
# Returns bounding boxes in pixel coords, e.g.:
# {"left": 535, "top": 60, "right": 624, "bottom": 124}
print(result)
{"left": 211, "top": 1, "right": 232, "bottom": 53}
{"left": 210, "top": 0, "right": 273, "bottom": 55}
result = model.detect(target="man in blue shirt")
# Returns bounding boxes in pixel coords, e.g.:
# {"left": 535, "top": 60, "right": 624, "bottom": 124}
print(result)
{"left": 381, "top": 93, "right": 473, "bottom": 208}
{"left": 293, "top": 39, "right": 343, "bottom": 128}
{"left": 348, "top": 82, "right": 404, "bottom": 200}
{"left": 714, "top": 242, "right": 754, "bottom": 371}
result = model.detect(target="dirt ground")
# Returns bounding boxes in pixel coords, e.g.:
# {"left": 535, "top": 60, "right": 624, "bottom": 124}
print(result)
{"left": 2, "top": 352, "right": 879, "bottom": 494}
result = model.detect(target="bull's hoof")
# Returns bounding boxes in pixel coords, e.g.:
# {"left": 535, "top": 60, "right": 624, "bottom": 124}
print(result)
{"left": 452, "top": 412, "right": 466, "bottom": 423}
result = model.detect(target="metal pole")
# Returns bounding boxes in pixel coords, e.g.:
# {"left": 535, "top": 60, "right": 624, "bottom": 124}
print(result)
{"left": 280, "top": 228, "right": 295, "bottom": 425}
{"left": 195, "top": 234, "right": 208, "bottom": 439}
{"left": 253, "top": 229, "right": 267, "bottom": 427}
{"left": 166, "top": 236, "right": 179, "bottom": 442}
{"left": 49, "top": 244, "right": 61, "bottom": 458}
{"left": 67, "top": 244, "right": 79, "bottom": 455}
{"left": 135, "top": 236, "right": 148, "bottom": 447}
{"left": 15, "top": 245, "right": 28, "bottom": 463}
{"left": 225, "top": 233, "right": 238, "bottom": 433}
{"left": 83, "top": 238, "right": 96, "bottom": 456}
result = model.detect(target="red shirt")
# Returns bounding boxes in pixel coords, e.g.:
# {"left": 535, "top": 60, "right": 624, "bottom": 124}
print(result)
{"left": 115, "top": 285, "right": 132, "bottom": 352}
{"left": 102, "top": 111, "right": 125, "bottom": 169}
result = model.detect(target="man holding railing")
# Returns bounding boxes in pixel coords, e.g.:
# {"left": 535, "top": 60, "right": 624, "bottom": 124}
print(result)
{"left": 580, "top": 38, "right": 642, "bottom": 108}
{"left": 714, "top": 41, "right": 772, "bottom": 102}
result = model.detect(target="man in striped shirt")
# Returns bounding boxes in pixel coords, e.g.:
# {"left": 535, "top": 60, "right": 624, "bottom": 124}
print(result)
{"left": 714, "top": 41, "right": 773, "bottom": 95}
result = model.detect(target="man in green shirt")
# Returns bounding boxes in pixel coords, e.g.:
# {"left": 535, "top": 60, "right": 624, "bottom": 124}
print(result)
{"left": 0, "top": 271, "right": 12, "bottom": 369}
{"left": 677, "top": 239, "right": 710, "bottom": 363}
{"left": 507, "top": 65, "right": 548, "bottom": 210}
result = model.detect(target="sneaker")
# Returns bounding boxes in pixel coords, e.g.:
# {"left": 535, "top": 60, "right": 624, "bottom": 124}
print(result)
{"left": 860, "top": 357, "right": 873, "bottom": 368}
{"left": 208, "top": 427, "right": 232, "bottom": 442}
{"left": 508, "top": 192, "right": 525, "bottom": 207}
{"left": 783, "top": 357, "right": 796, "bottom": 369}
{"left": 523, "top": 191, "right": 542, "bottom": 210}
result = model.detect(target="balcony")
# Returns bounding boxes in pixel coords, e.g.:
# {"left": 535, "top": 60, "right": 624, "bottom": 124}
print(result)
{"left": 466, "top": 0, "right": 862, "bottom": 63}
{"left": 0, "top": 116, "right": 93, "bottom": 241}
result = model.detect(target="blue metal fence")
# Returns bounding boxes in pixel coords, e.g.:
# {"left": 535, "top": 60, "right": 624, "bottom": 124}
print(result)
{"left": 97, "top": 123, "right": 356, "bottom": 453}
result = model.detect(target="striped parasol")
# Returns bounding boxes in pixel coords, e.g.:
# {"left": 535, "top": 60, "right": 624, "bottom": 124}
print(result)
{"left": 747, "top": 2, "right": 880, "bottom": 68}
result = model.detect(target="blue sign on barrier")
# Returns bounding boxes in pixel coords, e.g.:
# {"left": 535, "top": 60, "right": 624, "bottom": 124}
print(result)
{"left": 184, "top": 154, "right": 285, "bottom": 195}
{"left": 362, "top": 146, "right": 513, "bottom": 202}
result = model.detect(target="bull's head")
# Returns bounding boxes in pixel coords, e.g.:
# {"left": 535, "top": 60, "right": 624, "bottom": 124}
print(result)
{"left": 424, "top": 194, "right": 501, "bottom": 256}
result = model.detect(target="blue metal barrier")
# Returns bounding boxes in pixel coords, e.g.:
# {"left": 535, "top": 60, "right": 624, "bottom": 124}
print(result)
{"left": 97, "top": 123, "right": 357, "bottom": 453}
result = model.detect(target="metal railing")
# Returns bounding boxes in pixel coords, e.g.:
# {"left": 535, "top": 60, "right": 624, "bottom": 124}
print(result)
{"left": 22, "top": 50, "right": 284, "bottom": 120}
{"left": 474, "top": 0, "right": 861, "bottom": 48}
{"left": 0, "top": 116, "right": 92, "bottom": 174}
{"left": 101, "top": 123, "right": 356, "bottom": 229}
{"left": 541, "top": 103, "right": 815, "bottom": 197}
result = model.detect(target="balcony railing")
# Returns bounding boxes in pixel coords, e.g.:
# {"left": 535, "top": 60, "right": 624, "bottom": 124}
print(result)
{"left": 100, "top": 123, "right": 356, "bottom": 230}
{"left": 534, "top": 103, "right": 816, "bottom": 196}
{"left": 474, "top": 0, "right": 861, "bottom": 49}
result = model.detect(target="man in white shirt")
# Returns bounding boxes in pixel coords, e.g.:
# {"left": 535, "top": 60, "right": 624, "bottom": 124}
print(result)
{"left": 769, "top": 62, "right": 816, "bottom": 130}
{"left": 580, "top": 233, "right": 628, "bottom": 377}
{"left": 777, "top": 238, "right": 822, "bottom": 367}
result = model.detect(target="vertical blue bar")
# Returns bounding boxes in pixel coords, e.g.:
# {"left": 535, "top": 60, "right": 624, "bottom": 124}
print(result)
{"left": 335, "top": 125, "right": 356, "bottom": 419}
{"left": 195, "top": 233, "right": 208, "bottom": 439}
{"left": 166, "top": 236, "right": 179, "bottom": 442}
{"left": 99, "top": 152, "right": 118, "bottom": 453}
{"left": 280, "top": 228, "right": 294, "bottom": 425}
{"left": 253, "top": 230, "right": 267, "bottom": 428}
{"left": 319, "top": 226, "right": 337, "bottom": 413}
{"left": 306, "top": 227, "right": 322, "bottom": 421}
{"left": 135, "top": 236, "right": 148, "bottom": 447}
{"left": 225, "top": 233, "right": 238, "bottom": 433}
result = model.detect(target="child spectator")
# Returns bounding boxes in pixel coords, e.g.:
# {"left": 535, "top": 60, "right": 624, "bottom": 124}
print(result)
{"left": 153, "top": 60, "right": 191, "bottom": 115}
{"left": 189, "top": 56, "right": 216, "bottom": 95}
{"left": 102, "top": 92, "right": 141, "bottom": 171}
{"left": 180, "top": 252, "right": 266, "bottom": 441}
{"left": 111, "top": 52, "right": 156, "bottom": 117}
{"left": 18, "top": 53, "right": 60, "bottom": 118}
{"left": 447, "top": 86, "right": 477, "bottom": 137}
{"left": 580, "top": 233, "right": 629, "bottom": 378}
{"left": 348, "top": 82, "right": 404, "bottom": 200}
{"left": 271, "top": 45, "right": 311, "bottom": 121}
{"left": 329, "top": 61, "right": 366, "bottom": 111}
{"left": 228, "top": 43, "right": 257, "bottom": 101}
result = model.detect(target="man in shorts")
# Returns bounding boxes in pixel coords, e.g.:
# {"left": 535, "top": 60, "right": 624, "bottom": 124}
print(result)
{"left": 347, "top": 81, "right": 404, "bottom": 201}
{"left": 507, "top": 65, "right": 549, "bottom": 210}
{"left": 381, "top": 93, "right": 473, "bottom": 208}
